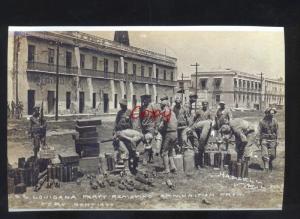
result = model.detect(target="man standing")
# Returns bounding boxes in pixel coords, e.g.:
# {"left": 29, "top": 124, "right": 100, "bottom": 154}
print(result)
{"left": 214, "top": 101, "right": 232, "bottom": 130}
{"left": 188, "top": 93, "right": 198, "bottom": 116}
{"left": 139, "top": 94, "right": 156, "bottom": 165}
{"left": 257, "top": 108, "right": 279, "bottom": 172}
{"left": 30, "top": 105, "right": 47, "bottom": 159}
{"left": 113, "top": 99, "right": 133, "bottom": 164}
{"left": 219, "top": 118, "right": 256, "bottom": 176}
{"left": 192, "top": 101, "right": 212, "bottom": 124}
{"left": 11, "top": 100, "right": 15, "bottom": 119}
{"left": 158, "top": 96, "right": 178, "bottom": 174}
{"left": 172, "top": 96, "right": 189, "bottom": 154}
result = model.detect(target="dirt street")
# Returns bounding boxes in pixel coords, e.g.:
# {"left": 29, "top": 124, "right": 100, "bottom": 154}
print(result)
{"left": 7, "top": 111, "right": 285, "bottom": 210}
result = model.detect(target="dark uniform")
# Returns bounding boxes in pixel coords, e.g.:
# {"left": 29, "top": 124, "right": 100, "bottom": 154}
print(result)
{"left": 159, "top": 96, "right": 178, "bottom": 173}
{"left": 173, "top": 96, "right": 189, "bottom": 153}
{"left": 114, "top": 110, "right": 132, "bottom": 132}
{"left": 214, "top": 102, "right": 232, "bottom": 130}
{"left": 30, "top": 106, "right": 47, "bottom": 158}
{"left": 257, "top": 108, "right": 278, "bottom": 171}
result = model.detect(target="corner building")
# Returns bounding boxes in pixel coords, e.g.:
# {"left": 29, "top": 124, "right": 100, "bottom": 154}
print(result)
{"left": 190, "top": 69, "right": 284, "bottom": 110}
{"left": 8, "top": 31, "right": 177, "bottom": 115}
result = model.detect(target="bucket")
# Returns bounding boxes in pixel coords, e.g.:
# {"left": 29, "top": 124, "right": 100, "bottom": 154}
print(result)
{"left": 173, "top": 154, "right": 184, "bottom": 172}
{"left": 99, "top": 154, "right": 108, "bottom": 173}
{"left": 183, "top": 149, "right": 195, "bottom": 175}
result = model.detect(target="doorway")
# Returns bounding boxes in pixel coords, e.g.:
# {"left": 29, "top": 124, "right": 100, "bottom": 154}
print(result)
{"left": 132, "top": 95, "right": 137, "bottom": 108}
{"left": 47, "top": 91, "right": 55, "bottom": 114}
{"left": 79, "top": 91, "right": 85, "bottom": 113}
{"left": 103, "top": 93, "right": 109, "bottom": 113}
{"left": 27, "top": 90, "right": 35, "bottom": 115}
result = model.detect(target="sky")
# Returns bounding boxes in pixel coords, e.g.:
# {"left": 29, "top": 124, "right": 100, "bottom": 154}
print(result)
{"left": 86, "top": 30, "right": 285, "bottom": 80}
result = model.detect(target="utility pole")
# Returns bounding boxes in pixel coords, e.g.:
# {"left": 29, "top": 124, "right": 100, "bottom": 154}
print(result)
{"left": 191, "top": 62, "right": 200, "bottom": 110}
{"left": 55, "top": 42, "right": 60, "bottom": 121}
{"left": 181, "top": 73, "right": 184, "bottom": 101}
{"left": 259, "top": 72, "right": 264, "bottom": 111}
{"left": 125, "top": 62, "right": 128, "bottom": 99}
{"left": 15, "top": 36, "right": 20, "bottom": 106}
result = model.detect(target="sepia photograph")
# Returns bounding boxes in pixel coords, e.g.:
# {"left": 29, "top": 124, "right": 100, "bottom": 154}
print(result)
{"left": 6, "top": 26, "right": 285, "bottom": 210}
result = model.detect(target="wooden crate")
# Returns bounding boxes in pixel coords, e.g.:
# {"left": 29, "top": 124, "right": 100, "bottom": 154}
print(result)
{"left": 59, "top": 152, "right": 80, "bottom": 164}
{"left": 76, "top": 118, "right": 102, "bottom": 127}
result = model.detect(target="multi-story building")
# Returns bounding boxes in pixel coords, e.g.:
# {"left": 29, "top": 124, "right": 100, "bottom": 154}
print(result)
{"left": 7, "top": 31, "right": 177, "bottom": 115}
{"left": 190, "top": 69, "right": 284, "bottom": 110}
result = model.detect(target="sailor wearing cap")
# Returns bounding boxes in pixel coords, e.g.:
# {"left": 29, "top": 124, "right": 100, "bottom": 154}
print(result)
{"left": 257, "top": 107, "right": 279, "bottom": 172}
{"left": 113, "top": 98, "right": 133, "bottom": 166}
{"left": 191, "top": 101, "right": 212, "bottom": 124}
{"left": 158, "top": 95, "right": 178, "bottom": 174}
{"left": 214, "top": 101, "right": 232, "bottom": 130}
{"left": 139, "top": 94, "right": 156, "bottom": 165}
{"left": 30, "top": 104, "right": 46, "bottom": 158}
{"left": 219, "top": 118, "right": 256, "bottom": 177}
{"left": 173, "top": 95, "right": 189, "bottom": 153}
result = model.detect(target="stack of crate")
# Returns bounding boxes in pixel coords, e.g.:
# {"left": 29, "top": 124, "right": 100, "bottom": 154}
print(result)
{"left": 73, "top": 118, "right": 102, "bottom": 157}
{"left": 8, "top": 156, "right": 40, "bottom": 194}
{"left": 55, "top": 152, "right": 80, "bottom": 182}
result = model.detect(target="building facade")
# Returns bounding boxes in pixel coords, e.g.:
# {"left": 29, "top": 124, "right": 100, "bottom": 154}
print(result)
{"left": 190, "top": 69, "right": 284, "bottom": 110}
{"left": 8, "top": 31, "right": 177, "bottom": 115}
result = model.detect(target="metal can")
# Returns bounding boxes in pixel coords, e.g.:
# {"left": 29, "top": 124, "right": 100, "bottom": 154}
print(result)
{"left": 183, "top": 149, "right": 195, "bottom": 175}
{"left": 47, "top": 165, "right": 52, "bottom": 181}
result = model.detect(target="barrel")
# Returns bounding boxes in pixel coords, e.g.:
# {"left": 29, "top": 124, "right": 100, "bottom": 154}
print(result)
{"left": 223, "top": 153, "right": 231, "bottom": 166}
{"left": 229, "top": 161, "right": 237, "bottom": 176}
{"left": 173, "top": 154, "right": 184, "bottom": 172}
{"left": 204, "top": 152, "right": 211, "bottom": 167}
{"left": 213, "top": 152, "right": 222, "bottom": 168}
{"left": 183, "top": 149, "right": 195, "bottom": 175}
{"left": 236, "top": 162, "right": 242, "bottom": 178}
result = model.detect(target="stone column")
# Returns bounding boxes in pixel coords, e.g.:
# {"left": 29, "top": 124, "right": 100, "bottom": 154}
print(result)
{"left": 145, "top": 83, "right": 149, "bottom": 95}
{"left": 120, "top": 81, "right": 125, "bottom": 99}
{"left": 152, "top": 64, "right": 157, "bottom": 103}
{"left": 87, "top": 77, "right": 93, "bottom": 112}
{"left": 152, "top": 64, "right": 156, "bottom": 79}
{"left": 110, "top": 80, "right": 115, "bottom": 111}
{"left": 120, "top": 57, "right": 124, "bottom": 74}
{"left": 129, "top": 82, "right": 134, "bottom": 108}
{"left": 153, "top": 85, "right": 157, "bottom": 103}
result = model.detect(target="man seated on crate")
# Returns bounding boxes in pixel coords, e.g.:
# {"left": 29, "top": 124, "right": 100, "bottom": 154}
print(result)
{"left": 112, "top": 98, "right": 133, "bottom": 164}
{"left": 219, "top": 118, "right": 256, "bottom": 175}
{"left": 185, "top": 119, "right": 212, "bottom": 169}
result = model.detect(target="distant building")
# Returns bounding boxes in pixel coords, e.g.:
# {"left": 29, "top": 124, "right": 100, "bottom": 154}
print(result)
{"left": 8, "top": 31, "right": 177, "bottom": 115}
{"left": 177, "top": 78, "right": 192, "bottom": 104}
{"left": 190, "top": 69, "right": 284, "bottom": 110}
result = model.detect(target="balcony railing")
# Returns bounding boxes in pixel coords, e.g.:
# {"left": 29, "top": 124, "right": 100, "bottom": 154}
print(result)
{"left": 27, "top": 62, "right": 78, "bottom": 75}
{"left": 27, "top": 62, "right": 177, "bottom": 86}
